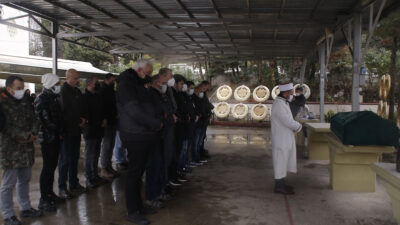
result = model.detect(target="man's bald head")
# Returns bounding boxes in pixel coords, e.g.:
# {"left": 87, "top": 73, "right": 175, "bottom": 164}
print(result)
{"left": 66, "top": 69, "right": 80, "bottom": 87}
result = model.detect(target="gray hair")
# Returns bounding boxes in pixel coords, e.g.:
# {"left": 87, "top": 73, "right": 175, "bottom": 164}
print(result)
{"left": 133, "top": 59, "right": 152, "bottom": 70}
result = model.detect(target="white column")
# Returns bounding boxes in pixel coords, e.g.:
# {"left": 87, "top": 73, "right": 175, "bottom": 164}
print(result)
{"left": 52, "top": 22, "right": 58, "bottom": 75}
{"left": 352, "top": 13, "right": 362, "bottom": 111}
{"left": 319, "top": 43, "right": 326, "bottom": 122}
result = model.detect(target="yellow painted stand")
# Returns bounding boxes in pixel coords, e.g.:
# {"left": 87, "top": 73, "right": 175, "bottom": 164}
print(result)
{"left": 295, "top": 118, "right": 318, "bottom": 147}
{"left": 371, "top": 163, "right": 400, "bottom": 225}
{"left": 304, "top": 123, "right": 331, "bottom": 160}
{"left": 326, "top": 134, "right": 394, "bottom": 192}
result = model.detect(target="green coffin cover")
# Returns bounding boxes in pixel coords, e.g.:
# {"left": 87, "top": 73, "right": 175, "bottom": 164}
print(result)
{"left": 330, "top": 111, "right": 399, "bottom": 146}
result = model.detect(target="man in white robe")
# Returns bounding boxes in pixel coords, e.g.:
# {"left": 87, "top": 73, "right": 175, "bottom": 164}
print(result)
{"left": 271, "top": 82, "right": 302, "bottom": 195}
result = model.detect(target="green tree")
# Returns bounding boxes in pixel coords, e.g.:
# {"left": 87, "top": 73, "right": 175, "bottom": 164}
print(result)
{"left": 63, "top": 37, "right": 114, "bottom": 71}
{"left": 374, "top": 13, "right": 400, "bottom": 121}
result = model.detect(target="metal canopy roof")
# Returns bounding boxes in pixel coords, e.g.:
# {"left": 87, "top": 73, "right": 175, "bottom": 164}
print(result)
{"left": 2, "top": 0, "right": 400, "bottom": 61}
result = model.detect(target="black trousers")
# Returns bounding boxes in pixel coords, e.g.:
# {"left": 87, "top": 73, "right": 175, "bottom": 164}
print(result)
{"left": 124, "top": 140, "right": 153, "bottom": 214}
{"left": 40, "top": 139, "right": 60, "bottom": 199}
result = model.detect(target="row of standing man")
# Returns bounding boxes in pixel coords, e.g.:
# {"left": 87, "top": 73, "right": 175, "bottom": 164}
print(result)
{"left": 0, "top": 58, "right": 213, "bottom": 225}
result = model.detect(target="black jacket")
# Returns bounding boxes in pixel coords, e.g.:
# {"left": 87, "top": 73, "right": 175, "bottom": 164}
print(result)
{"left": 289, "top": 94, "right": 306, "bottom": 118}
{"left": 34, "top": 88, "right": 64, "bottom": 143}
{"left": 116, "top": 69, "right": 162, "bottom": 142}
{"left": 59, "top": 83, "right": 87, "bottom": 137}
{"left": 83, "top": 89, "right": 106, "bottom": 139}
{"left": 184, "top": 94, "right": 200, "bottom": 123}
{"left": 193, "top": 94, "right": 212, "bottom": 128}
{"left": 148, "top": 87, "right": 170, "bottom": 131}
{"left": 100, "top": 82, "right": 117, "bottom": 125}
{"left": 173, "top": 89, "right": 190, "bottom": 123}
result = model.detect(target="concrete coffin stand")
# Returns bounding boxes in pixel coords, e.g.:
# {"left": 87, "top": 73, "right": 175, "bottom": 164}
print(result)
{"left": 371, "top": 163, "right": 400, "bottom": 225}
{"left": 326, "top": 134, "right": 395, "bottom": 192}
{"left": 304, "top": 122, "right": 331, "bottom": 160}
{"left": 295, "top": 118, "right": 318, "bottom": 147}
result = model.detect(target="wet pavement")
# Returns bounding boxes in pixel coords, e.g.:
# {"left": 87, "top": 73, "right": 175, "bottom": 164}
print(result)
{"left": 0, "top": 126, "right": 397, "bottom": 225}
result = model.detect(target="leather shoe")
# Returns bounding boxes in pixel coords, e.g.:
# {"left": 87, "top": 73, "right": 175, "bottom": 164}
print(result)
{"left": 59, "top": 189, "right": 73, "bottom": 199}
{"left": 126, "top": 212, "right": 150, "bottom": 225}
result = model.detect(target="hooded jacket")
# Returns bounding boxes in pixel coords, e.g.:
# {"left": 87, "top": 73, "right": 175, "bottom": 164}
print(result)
{"left": 0, "top": 90, "right": 40, "bottom": 169}
{"left": 34, "top": 88, "right": 64, "bottom": 143}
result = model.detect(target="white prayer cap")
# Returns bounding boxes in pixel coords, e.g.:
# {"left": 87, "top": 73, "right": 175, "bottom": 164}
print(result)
{"left": 42, "top": 73, "right": 60, "bottom": 89}
{"left": 279, "top": 83, "right": 294, "bottom": 92}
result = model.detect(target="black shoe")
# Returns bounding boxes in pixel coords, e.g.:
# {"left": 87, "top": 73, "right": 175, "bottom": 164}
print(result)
{"left": 126, "top": 212, "right": 150, "bottom": 225}
{"left": 49, "top": 193, "right": 66, "bottom": 204}
{"left": 140, "top": 206, "right": 157, "bottom": 215}
{"left": 177, "top": 174, "right": 188, "bottom": 183}
{"left": 59, "top": 189, "right": 73, "bottom": 199}
{"left": 94, "top": 176, "right": 109, "bottom": 185}
{"left": 86, "top": 180, "right": 99, "bottom": 189}
{"left": 194, "top": 161, "right": 203, "bottom": 166}
{"left": 145, "top": 200, "right": 165, "bottom": 209}
{"left": 169, "top": 180, "right": 182, "bottom": 187}
{"left": 3, "top": 216, "right": 22, "bottom": 225}
{"left": 182, "top": 167, "right": 193, "bottom": 173}
{"left": 20, "top": 208, "right": 43, "bottom": 218}
{"left": 117, "top": 163, "right": 129, "bottom": 171}
{"left": 274, "top": 186, "right": 295, "bottom": 195}
{"left": 158, "top": 193, "right": 172, "bottom": 201}
{"left": 199, "top": 158, "right": 208, "bottom": 163}
{"left": 70, "top": 184, "right": 87, "bottom": 193}
{"left": 285, "top": 184, "right": 294, "bottom": 191}
{"left": 38, "top": 198, "right": 57, "bottom": 212}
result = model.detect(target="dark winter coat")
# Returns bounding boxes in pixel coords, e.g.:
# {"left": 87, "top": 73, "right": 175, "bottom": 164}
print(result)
{"left": 116, "top": 69, "right": 162, "bottom": 142}
{"left": 0, "top": 90, "right": 40, "bottom": 169}
{"left": 83, "top": 89, "right": 106, "bottom": 139}
{"left": 59, "top": 82, "right": 87, "bottom": 137}
{"left": 34, "top": 88, "right": 64, "bottom": 143}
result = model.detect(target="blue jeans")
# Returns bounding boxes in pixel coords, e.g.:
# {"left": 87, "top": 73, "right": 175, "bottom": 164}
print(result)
{"left": 193, "top": 127, "right": 206, "bottom": 162}
{"left": 84, "top": 138, "right": 102, "bottom": 180}
{"left": 58, "top": 135, "right": 81, "bottom": 190}
{"left": 100, "top": 124, "right": 116, "bottom": 168}
{"left": 179, "top": 139, "right": 190, "bottom": 170}
{"left": 113, "top": 130, "right": 127, "bottom": 164}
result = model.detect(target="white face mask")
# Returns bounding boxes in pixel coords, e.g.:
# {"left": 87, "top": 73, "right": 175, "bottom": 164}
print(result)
{"left": 288, "top": 95, "right": 294, "bottom": 102}
{"left": 167, "top": 78, "right": 175, "bottom": 87}
{"left": 188, "top": 89, "right": 194, "bottom": 96}
{"left": 13, "top": 90, "right": 25, "bottom": 100}
{"left": 51, "top": 85, "right": 61, "bottom": 94}
{"left": 182, "top": 84, "right": 188, "bottom": 92}
{"left": 161, "top": 85, "right": 168, "bottom": 94}
{"left": 198, "top": 92, "right": 204, "bottom": 98}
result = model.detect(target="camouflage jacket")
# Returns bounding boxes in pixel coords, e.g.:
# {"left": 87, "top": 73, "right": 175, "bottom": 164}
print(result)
{"left": 0, "top": 90, "right": 40, "bottom": 170}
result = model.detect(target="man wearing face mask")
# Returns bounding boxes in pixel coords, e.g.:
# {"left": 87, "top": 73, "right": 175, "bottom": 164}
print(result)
{"left": 58, "top": 69, "right": 88, "bottom": 199}
{"left": 83, "top": 77, "right": 108, "bottom": 189}
{"left": 117, "top": 59, "right": 162, "bottom": 225}
{"left": 171, "top": 74, "right": 190, "bottom": 181}
{"left": 192, "top": 83, "right": 209, "bottom": 165}
{"left": 98, "top": 73, "right": 119, "bottom": 180}
{"left": 198, "top": 81, "right": 214, "bottom": 160}
{"left": 145, "top": 74, "right": 169, "bottom": 210}
{"left": 180, "top": 81, "right": 199, "bottom": 172}
{"left": 34, "top": 73, "right": 65, "bottom": 212}
{"left": 0, "top": 76, "right": 43, "bottom": 225}
{"left": 159, "top": 68, "right": 183, "bottom": 188}
{"left": 270, "top": 82, "right": 302, "bottom": 195}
